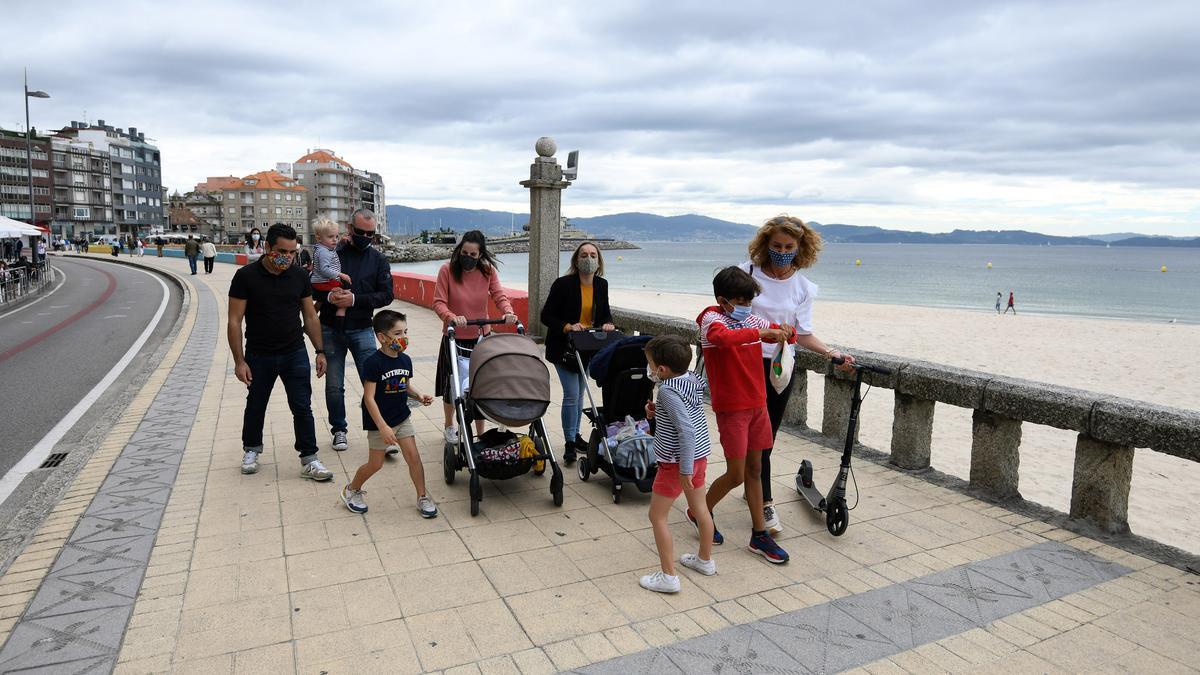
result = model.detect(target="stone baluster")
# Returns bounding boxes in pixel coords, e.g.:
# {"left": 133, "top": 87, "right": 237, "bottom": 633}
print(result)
{"left": 891, "top": 392, "right": 934, "bottom": 470}
{"left": 1069, "top": 434, "right": 1134, "bottom": 533}
{"left": 970, "top": 409, "right": 1022, "bottom": 499}
{"left": 821, "top": 375, "right": 857, "bottom": 442}
{"left": 781, "top": 370, "right": 808, "bottom": 428}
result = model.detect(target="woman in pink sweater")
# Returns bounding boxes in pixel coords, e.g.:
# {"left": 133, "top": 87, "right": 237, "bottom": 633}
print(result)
{"left": 433, "top": 230, "right": 517, "bottom": 442}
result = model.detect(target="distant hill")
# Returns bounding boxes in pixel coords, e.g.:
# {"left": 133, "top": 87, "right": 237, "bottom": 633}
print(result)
{"left": 384, "top": 204, "right": 1200, "bottom": 246}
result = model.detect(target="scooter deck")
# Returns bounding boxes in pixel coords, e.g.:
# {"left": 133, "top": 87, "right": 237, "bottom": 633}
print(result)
{"left": 795, "top": 481, "right": 827, "bottom": 512}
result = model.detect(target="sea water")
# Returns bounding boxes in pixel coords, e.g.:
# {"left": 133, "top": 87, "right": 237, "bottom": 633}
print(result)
{"left": 392, "top": 242, "right": 1200, "bottom": 324}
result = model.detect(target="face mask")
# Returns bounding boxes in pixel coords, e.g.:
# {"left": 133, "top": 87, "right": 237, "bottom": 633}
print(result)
{"left": 460, "top": 255, "right": 479, "bottom": 271}
{"left": 577, "top": 257, "right": 599, "bottom": 275}
{"left": 269, "top": 253, "right": 291, "bottom": 268}
{"left": 251, "top": 233, "right": 260, "bottom": 241}
{"left": 351, "top": 234, "right": 372, "bottom": 249}
{"left": 645, "top": 365, "right": 662, "bottom": 384}
{"left": 768, "top": 249, "right": 796, "bottom": 267}
{"left": 726, "top": 303, "right": 752, "bottom": 322}
{"left": 389, "top": 337, "right": 408, "bottom": 352}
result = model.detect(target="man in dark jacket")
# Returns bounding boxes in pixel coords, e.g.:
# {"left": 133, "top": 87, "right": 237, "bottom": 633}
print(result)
{"left": 322, "top": 209, "right": 395, "bottom": 451}
{"left": 184, "top": 235, "right": 201, "bottom": 275}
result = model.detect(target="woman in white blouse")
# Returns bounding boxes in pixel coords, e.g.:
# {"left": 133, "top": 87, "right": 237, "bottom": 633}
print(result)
{"left": 740, "top": 215, "right": 855, "bottom": 534}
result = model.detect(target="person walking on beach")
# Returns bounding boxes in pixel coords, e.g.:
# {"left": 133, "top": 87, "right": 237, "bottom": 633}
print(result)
{"left": 201, "top": 237, "right": 217, "bottom": 274}
{"left": 739, "top": 215, "right": 855, "bottom": 534}
{"left": 540, "top": 241, "right": 616, "bottom": 464}
{"left": 1004, "top": 291, "right": 1016, "bottom": 314}
{"left": 995, "top": 292, "right": 1002, "bottom": 314}
{"left": 320, "top": 209, "right": 395, "bottom": 453}
{"left": 228, "top": 223, "right": 333, "bottom": 481}
{"left": 184, "top": 235, "right": 200, "bottom": 275}
{"left": 432, "top": 230, "right": 517, "bottom": 444}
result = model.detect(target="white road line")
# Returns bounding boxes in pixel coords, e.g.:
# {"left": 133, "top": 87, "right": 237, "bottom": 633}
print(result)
{"left": 0, "top": 266, "right": 67, "bottom": 321}
{"left": 0, "top": 266, "right": 171, "bottom": 506}
{"left": 102, "top": 314, "right": 128, "bottom": 319}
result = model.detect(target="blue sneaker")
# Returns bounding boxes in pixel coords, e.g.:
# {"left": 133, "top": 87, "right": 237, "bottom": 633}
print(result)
{"left": 749, "top": 532, "right": 789, "bottom": 564}
{"left": 686, "top": 508, "right": 724, "bottom": 545}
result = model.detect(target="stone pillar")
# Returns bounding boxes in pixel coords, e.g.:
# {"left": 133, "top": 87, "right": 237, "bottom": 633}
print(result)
{"left": 782, "top": 370, "right": 808, "bottom": 428}
{"left": 1069, "top": 434, "right": 1133, "bottom": 534}
{"left": 970, "top": 409, "right": 1022, "bottom": 500}
{"left": 520, "top": 137, "right": 569, "bottom": 338}
{"left": 891, "top": 392, "right": 934, "bottom": 470}
{"left": 821, "top": 376, "right": 857, "bottom": 441}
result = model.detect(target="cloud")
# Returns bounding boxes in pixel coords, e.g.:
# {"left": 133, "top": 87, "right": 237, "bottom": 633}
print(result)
{"left": 2, "top": 0, "right": 1198, "bottom": 235}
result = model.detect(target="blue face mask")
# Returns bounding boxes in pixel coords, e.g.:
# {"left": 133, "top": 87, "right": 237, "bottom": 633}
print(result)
{"left": 727, "top": 303, "right": 752, "bottom": 322}
{"left": 768, "top": 249, "right": 796, "bottom": 267}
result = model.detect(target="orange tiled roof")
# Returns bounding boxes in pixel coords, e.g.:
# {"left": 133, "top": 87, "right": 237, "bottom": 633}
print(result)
{"left": 169, "top": 206, "right": 204, "bottom": 226}
{"left": 293, "top": 149, "right": 353, "bottom": 169}
{"left": 194, "top": 176, "right": 242, "bottom": 193}
{"left": 232, "top": 170, "right": 307, "bottom": 191}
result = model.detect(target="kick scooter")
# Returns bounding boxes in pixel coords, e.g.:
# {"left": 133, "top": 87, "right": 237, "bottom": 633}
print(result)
{"left": 795, "top": 358, "right": 891, "bottom": 536}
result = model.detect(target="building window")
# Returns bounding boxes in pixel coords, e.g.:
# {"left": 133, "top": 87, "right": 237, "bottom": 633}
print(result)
{"left": 275, "top": 193, "right": 281, "bottom": 200}
{"left": 275, "top": 207, "right": 282, "bottom": 215}
{"left": 259, "top": 207, "right": 267, "bottom": 214}
{"left": 74, "top": 207, "right": 91, "bottom": 219}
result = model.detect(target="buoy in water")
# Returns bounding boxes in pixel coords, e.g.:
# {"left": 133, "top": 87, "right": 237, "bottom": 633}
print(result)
{"left": 1161, "top": 265, "right": 1167, "bottom": 272}
{"left": 855, "top": 258, "right": 862, "bottom": 266}
{"left": 617, "top": 256, "right": 623, "bottom": 261}
{"left": 987, "top": 262, "right": 993, "bottom": 269}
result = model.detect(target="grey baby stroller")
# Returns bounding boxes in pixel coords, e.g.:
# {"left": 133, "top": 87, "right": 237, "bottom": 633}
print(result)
{"left": 442, "top": 318, "right": 564, "bottom": 516}
{"left": 574, "top": 332, "right": 658, "bottom": 503}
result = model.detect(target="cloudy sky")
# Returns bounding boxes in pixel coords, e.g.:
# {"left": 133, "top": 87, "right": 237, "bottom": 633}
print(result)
{"left": 4, "top": 1, "right": 1198, "bottom": 235}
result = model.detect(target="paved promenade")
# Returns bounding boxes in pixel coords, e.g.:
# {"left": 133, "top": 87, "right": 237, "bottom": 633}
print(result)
{"left": 0, "top": 254, "right": 1197, "bottom": 674}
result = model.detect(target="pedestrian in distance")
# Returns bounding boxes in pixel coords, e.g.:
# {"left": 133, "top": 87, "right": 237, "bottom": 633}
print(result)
{"left": 155, "top": 236, "right": 164, "bottom": 257}
{"left": 995, "top": 291, "right": 1002, "bottom": 314}
{"left": 319, "top": 209, "right": 395, "bottom": 454}
{"left": 1005, "top": 291, "right": 1016, "bottom": 314}
{"left": 432, "top": 230, "right": 518, "bottom": 444}
{"left": 201, "top": 237, "right": 217, "bottom": 273}
{"left": 340, "top": 310, "right": 439, "bottom": 518}
{"left": 639, "top": 335, "right": 716, "bottom": 594}
{"left": 136, "top": 238, "right": 145, "bottom": 257}
{"left": 692, "top": 266, "right": 798, "bottom": 564}
{"left": 244, "top": 228, "right": 265, "bottom": 260}
{"left": 740, "top": 215, "right": 851, "bottom": 535}
{"left": 228, "top": 223, "right": 334, "bottom": 482}
{"left": 184, "top": 235, "right": 200, "bottom": 275}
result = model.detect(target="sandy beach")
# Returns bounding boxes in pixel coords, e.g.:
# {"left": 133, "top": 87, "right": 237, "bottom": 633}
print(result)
{"left": 511, "top": 281, "right": 1200, "bottom": 554}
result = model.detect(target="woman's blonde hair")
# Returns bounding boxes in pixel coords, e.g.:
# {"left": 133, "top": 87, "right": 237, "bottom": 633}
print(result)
{"left": 748, "top": 215, "right": 822, "bottom": 269}
{"left": 311, "top": 216, "right": 340, "bottom": 238}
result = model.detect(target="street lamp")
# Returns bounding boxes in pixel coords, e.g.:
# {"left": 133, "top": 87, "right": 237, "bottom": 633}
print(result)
{"left": 24, "top": 69, "right": 50, "bottom": 235}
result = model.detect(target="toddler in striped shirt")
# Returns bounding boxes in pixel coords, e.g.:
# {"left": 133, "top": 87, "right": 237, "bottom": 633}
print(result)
{"left": 639, "top": 335, "right": 716, "bottom": 594}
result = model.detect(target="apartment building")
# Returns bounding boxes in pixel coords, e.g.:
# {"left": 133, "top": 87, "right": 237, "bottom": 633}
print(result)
{"left": 0, "top": 128, "right": 52, "bottom": 229}
{"left": 49, "top": 136, "right": 115, "bottom": 238}
{"left": 56, "top": 121, "right": 164, "bottom": 236}
{"left": 287, "top": 149, "right": 387, "bottom": 232}
{"left": 219, "top": 170, "right": 309, "bottom": 242}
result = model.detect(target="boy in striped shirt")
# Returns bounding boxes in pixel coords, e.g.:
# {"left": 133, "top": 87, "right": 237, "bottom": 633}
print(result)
{"left": 640, "top": 335, "right": 716, "bottom": 594}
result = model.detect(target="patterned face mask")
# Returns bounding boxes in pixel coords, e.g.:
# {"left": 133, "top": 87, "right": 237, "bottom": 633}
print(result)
{"left": 577, "top": 257, "right": 599, "bottom": 275}
{"left": 389, "top": 337, "right": 409, "bottom": 352}
{"left": 768, "top": 249, "right": 796, "bottom": 267}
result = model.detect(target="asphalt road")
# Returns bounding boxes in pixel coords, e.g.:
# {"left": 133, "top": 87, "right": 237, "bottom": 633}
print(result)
{"left": 0, "top": 256, "right": 183, "bottom": 488}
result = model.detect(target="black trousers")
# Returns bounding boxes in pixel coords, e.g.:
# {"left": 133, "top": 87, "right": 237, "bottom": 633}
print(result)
{"left": 761, "top": 357, "right": 796, "bottom": 502}
{"left": 203, "top": 256, "right": 215, "bottom": 273}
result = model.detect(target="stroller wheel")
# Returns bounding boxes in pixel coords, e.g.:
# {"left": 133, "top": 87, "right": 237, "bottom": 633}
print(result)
{"left": 612, "top": 484, "right": 622, "bottom": 504}
{"left": 532, "top": 436, "right": 546, "bottom": 476}
{"left": 443, "top": 442, "right": 456, "bottom": 485}
{"left": 586, "top": 429, "right": 602, "bottom": 471}
{"left": 550, "top": 464, "right": 564, "bottom": 507}
{"left": 469, "top": 473, "right": 482, "bottom": 517}
{"left": 577, "top": 457, "right": 590, "bottom": 482}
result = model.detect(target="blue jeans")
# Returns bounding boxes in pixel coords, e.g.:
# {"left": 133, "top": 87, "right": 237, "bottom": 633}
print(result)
{"left": 242, "top": 347, "right": 318, "bottom": 464}
{"left": 554, "top": 363, "right": 586, "bottom": 444}
{"left": 187, "top": 254, "right": 198, "bottom": 274}
{"left": 322, "top": 324, "right": 377, "bottom": 433}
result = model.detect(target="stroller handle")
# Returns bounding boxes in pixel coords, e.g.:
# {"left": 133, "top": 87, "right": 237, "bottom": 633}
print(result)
{"left": 451, "top": 317, "right": 526, "bottom": 336}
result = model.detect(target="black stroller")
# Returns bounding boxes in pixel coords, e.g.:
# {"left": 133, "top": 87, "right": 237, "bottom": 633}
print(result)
{"left": 574, "top": 332, "right": 659, "bottom": 503}
{"left": 443, "top": 318, "right": 564, "bottom": 516}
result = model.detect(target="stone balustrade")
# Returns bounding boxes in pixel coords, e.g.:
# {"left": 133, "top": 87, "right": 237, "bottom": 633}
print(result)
{"left": 610, "top": 306, "right": 1200, "bottom": 536}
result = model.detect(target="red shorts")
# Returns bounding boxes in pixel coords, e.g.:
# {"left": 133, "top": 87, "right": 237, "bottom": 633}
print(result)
{"left": 312, "top": 279, "right": 342, "bottom": 291}
{"left": 652, "top": 458, "right": 708, "bottom": 499}
{"left": 715, "top": 407, "right": 773, "bottom": 460}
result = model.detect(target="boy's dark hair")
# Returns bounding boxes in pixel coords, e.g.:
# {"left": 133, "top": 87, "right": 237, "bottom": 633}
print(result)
{"left": 372, "top": 309, "right": 407, "bottom": 334}
{"left": 712, "top": 266, "right": 760, "bottom": 302}
{"left": 645, "top": 335, "right": 692, "bottom": 374}
{"left": 265, "top": 223, "right": 297, "bottom": 247}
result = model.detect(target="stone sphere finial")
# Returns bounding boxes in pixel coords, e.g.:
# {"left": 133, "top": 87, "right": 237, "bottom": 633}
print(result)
{"left": 535, "top": 137, "right": 557, "bottom": 158}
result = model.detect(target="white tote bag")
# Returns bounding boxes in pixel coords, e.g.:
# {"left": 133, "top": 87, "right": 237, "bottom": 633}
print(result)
{"left": 769, "top": 342, "right": 794, "bottom": 394}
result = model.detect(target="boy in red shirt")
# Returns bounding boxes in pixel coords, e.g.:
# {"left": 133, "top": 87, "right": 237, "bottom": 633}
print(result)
{"left": 691, "top": 266, "right": 795, "bottom": 563}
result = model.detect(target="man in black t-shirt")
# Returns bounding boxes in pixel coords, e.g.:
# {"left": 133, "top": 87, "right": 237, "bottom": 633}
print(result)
{"left": 228, "top": 223, "right": 334, "bottom": 481}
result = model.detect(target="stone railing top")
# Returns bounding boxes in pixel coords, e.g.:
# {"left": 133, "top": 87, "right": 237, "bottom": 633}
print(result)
{"left": 609, "top": 306, "right": 1200, "bottom": 462}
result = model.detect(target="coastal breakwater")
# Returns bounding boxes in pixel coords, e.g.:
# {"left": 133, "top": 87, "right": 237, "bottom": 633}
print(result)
{"left": 382, "top": 237, "right": 639, "bottom": 263}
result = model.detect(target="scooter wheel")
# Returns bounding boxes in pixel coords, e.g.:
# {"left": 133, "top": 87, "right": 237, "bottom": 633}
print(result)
{"left": 826, "top": 500, "right": 849, "bottom": 536}
{"left": 443, "top": 443, "right": 456, "bottom": 485}
{"left": 577, "top": 457, "right": 590, "bottom": 482}
{"left": 799, "top": 459, "right": 814, "bottom": 489}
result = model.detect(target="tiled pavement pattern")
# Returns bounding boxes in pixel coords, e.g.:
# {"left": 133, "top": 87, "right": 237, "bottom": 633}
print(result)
{"left": 576, "top": 541, "right": 1130, "bottom": 674}
{"left": 0, "top": 254, "right": 1197, "bottom": 674}
{"left": 0, "top": 278, "right": 217, "bottom": 673}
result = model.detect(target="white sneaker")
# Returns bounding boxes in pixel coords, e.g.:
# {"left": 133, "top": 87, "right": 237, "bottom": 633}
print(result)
{"left": 639, "top": 571, "right": 681, "bottom": 594}
{"left": 331, "top": 430, "right": 348, "bottom": 451}
{"left": 240, "top": 450, "right": 259, "bottom": 475}
{"left": 417, "top": 495, "right": 438, "bottom": 518}
{"left": 764, "top": 503, "right": 782, "bottom": 534}
{"left": 443, "top": 426, "right": 459, "bottom": 444}
{"left": 679, "top": 553, "right": 716, "bottom": 576}
{"left": 341, "top": 485, "right": 367, "bottom": 513}
{"left": 385, "top": 444, "right": 400, "bottom": 457}
{"left": 300, "top": 459, "right": 334, "bottom": 481}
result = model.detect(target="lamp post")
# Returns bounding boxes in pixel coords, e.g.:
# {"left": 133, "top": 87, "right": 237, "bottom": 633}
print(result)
{"left": 24, "top": 69, "right": 50, "bottom": 233}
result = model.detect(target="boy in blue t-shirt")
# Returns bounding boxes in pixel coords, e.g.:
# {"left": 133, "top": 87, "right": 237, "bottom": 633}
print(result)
{"left": 341, "top": 310, "right": 437, "bottom": 517}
